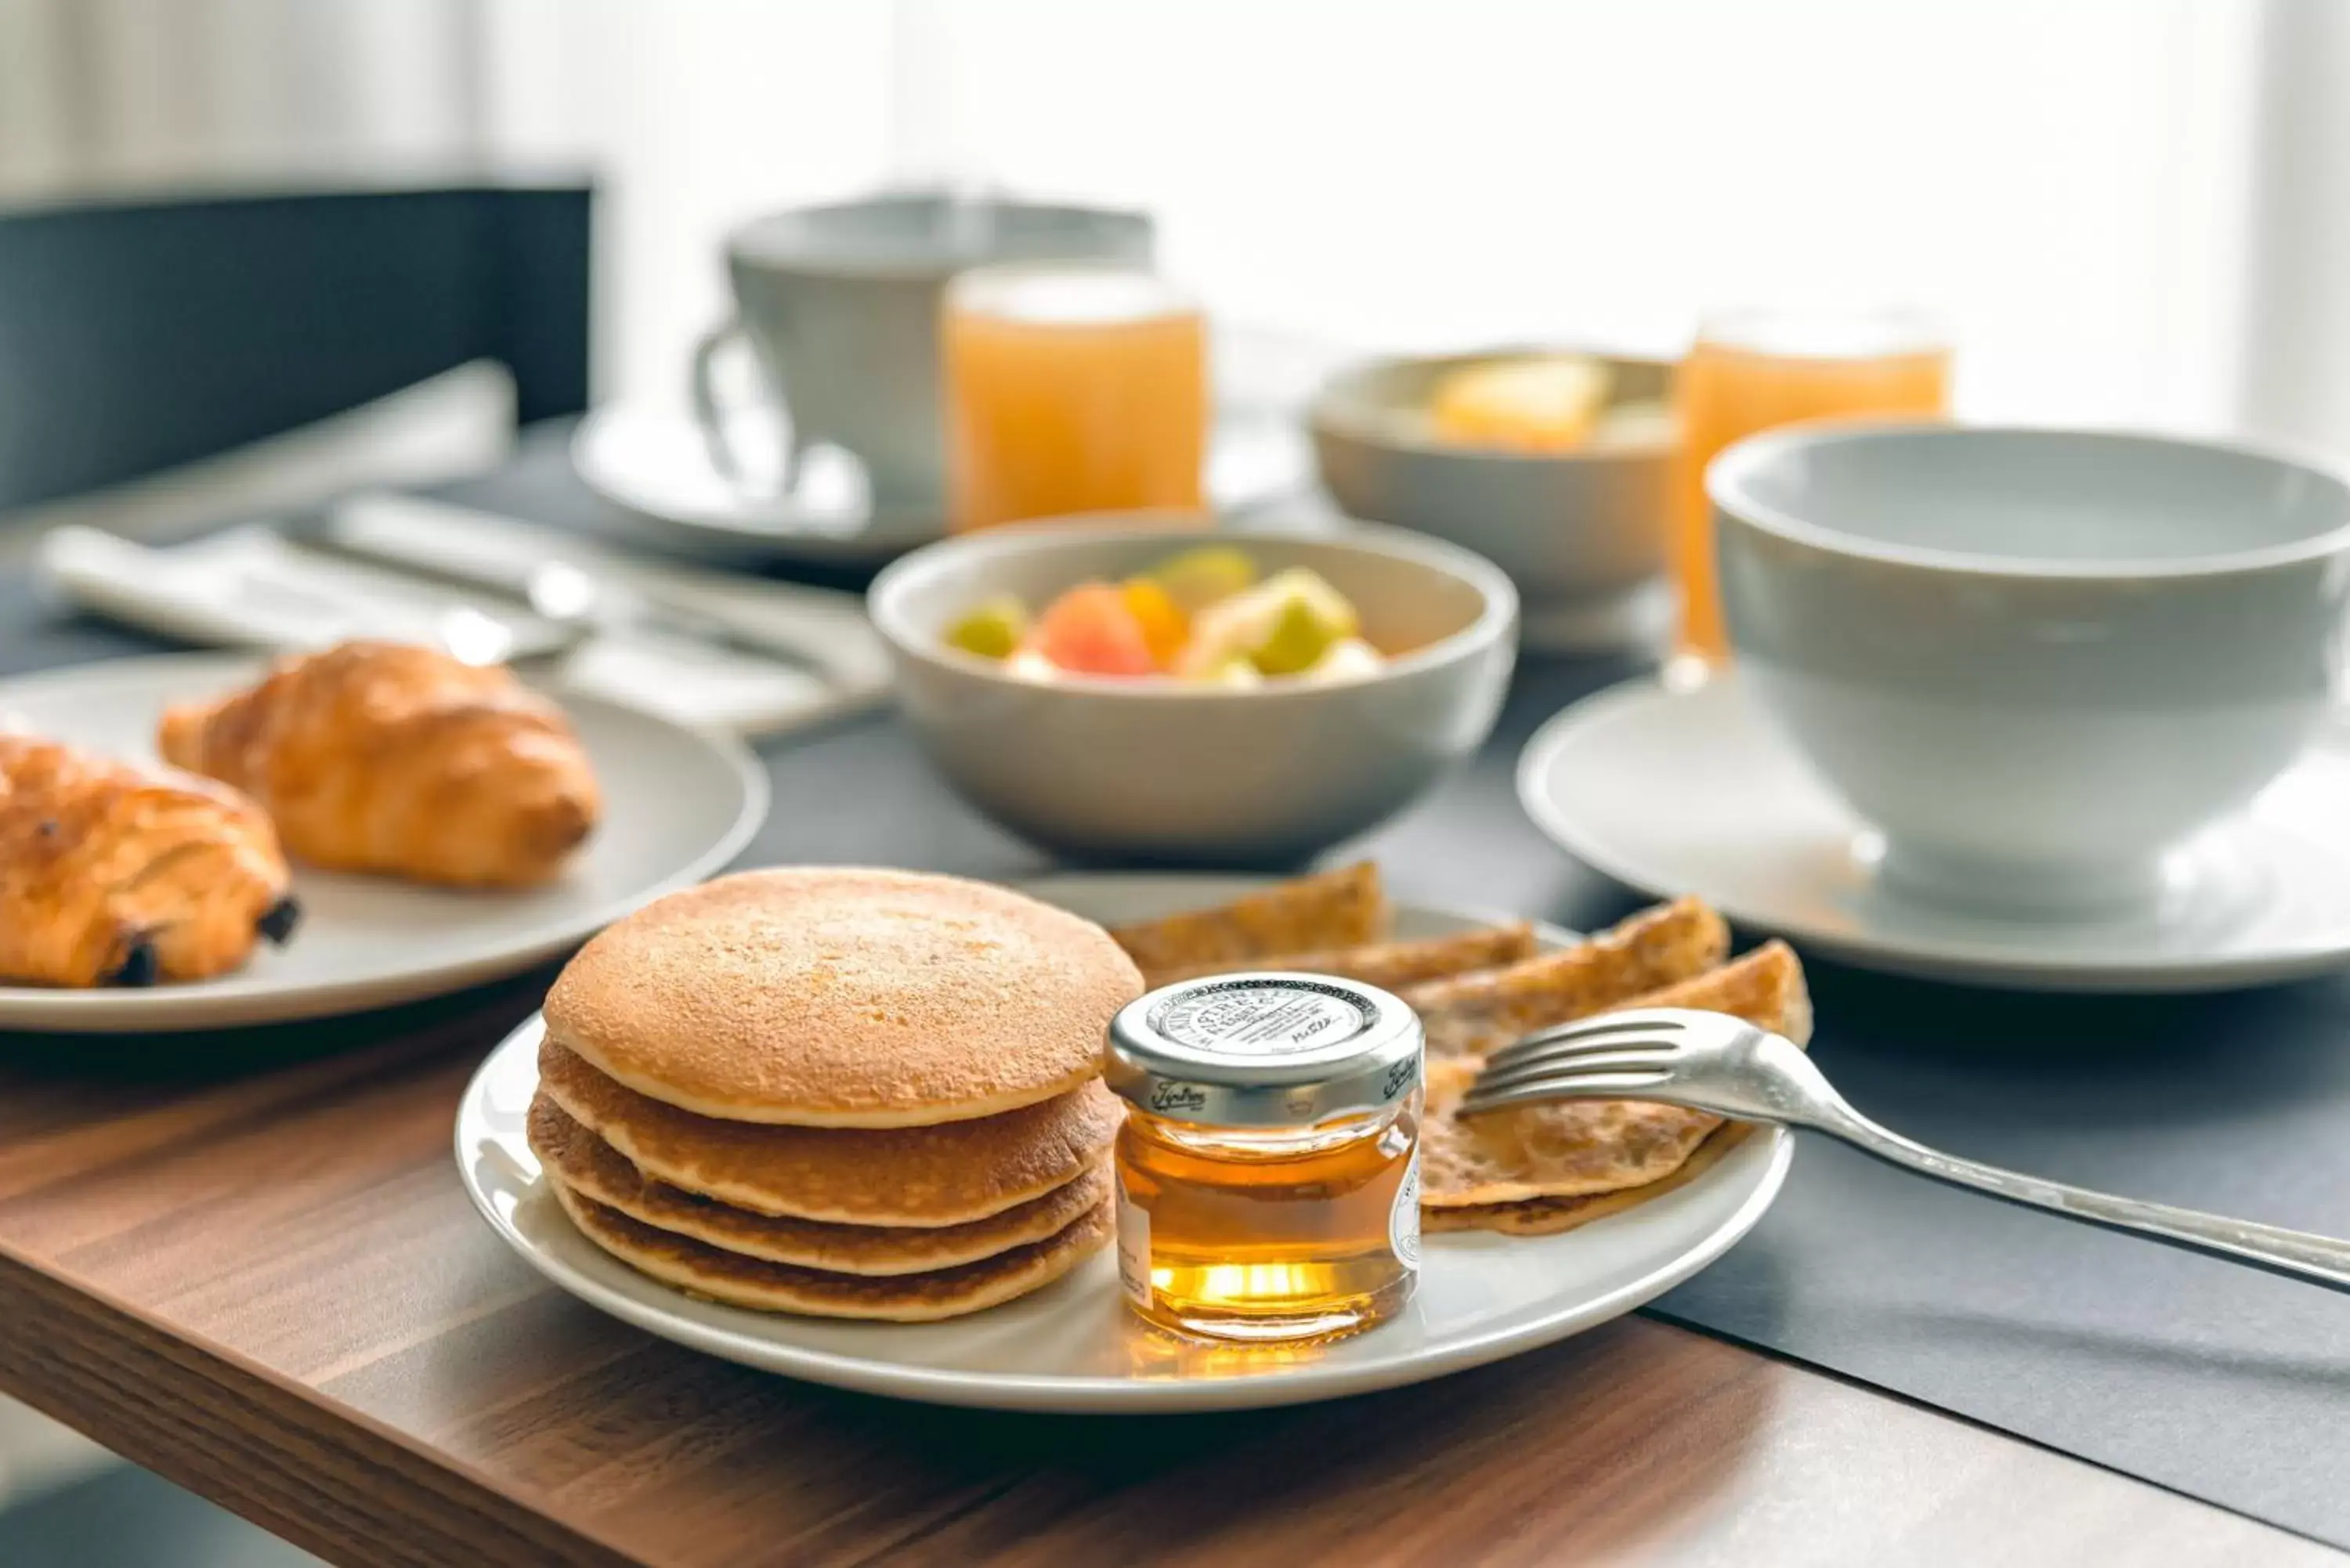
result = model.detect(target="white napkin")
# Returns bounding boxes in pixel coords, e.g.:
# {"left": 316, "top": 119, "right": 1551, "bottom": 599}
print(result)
{"left": 37, "top": 515, "right": 893, "bottom": 739}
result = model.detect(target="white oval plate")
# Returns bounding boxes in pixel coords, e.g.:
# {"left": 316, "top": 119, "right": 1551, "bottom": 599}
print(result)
{"left": 0, "top": 653, "right": 768, "bottom": 1031}
{"left": 1518, "top": 673, "right": 2350, "bottom": 992}
{"left": 454, "top": 873, "right": 1791, "bottom": 1413}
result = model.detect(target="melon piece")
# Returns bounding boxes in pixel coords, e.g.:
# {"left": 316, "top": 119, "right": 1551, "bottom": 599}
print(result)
{"left": 1028, "top": 582, "right": 1159, "bottom": 677}
{"left": 1180, "top": 567, "right": 1362, "bottom": 677}
{"left": 1303, "top": 637, "right": 1386, "bottom": 684}
{"left": 943, "top": 594, "right": 1029, "bottom": 659}
{"left": 1149, "top": 545, "right": 1258, "bottom": 614}
{"left": 1003, "top": 649, "right": 1060, "bottom": 683}
{"left": 1191, "top": 654, "right": 1264, "bottom": 689}
{"left": 1119, "top": 578, "right": 1189, "bottom": 670}
{"left": 1428, "top": 355, "right": 1611, "bottom": 452}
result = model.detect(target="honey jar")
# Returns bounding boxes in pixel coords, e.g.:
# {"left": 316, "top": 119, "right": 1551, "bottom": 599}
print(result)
{"left": 1104, "top": 974, "right": 1423, "bottom": 1342}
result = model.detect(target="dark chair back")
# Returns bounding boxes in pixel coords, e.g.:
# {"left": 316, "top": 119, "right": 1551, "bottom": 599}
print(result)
{"left": 0, "top": 182, "right": 591, "bottom": 511}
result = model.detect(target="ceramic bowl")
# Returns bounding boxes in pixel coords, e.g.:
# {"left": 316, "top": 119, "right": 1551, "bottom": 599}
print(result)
{"left": 1309, "top": 350, "right": 1676, "bottom": 651}
{"left": 868, "top": 520, "right": 1517, "bottom": 862}
{"left": 1712, "top": 422, "right": 2350, "bottom": 914}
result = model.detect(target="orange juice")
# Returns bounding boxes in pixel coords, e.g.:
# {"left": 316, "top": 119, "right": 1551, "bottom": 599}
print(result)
{"left": 944, "top": 265, "right": 1208, "bottom": 533}
{"left": 1673, "top": 312, "right": 1950, "bottom": 659}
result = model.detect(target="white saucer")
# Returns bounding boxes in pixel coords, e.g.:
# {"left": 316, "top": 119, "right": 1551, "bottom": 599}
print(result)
{"left": 1517, "top": 674, "right": 2350, "bottom": 992}
{"left": 454, "top": 874, "right": 1791, "bottom": 1412}
{"left": 0, "top": 654, "right": 768, "bottom": 1031}
{"left": 573, "top": 403, "right": 1313, "bottom": 569}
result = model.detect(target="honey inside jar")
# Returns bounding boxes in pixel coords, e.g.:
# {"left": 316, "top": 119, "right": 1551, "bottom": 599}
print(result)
{"left": 1105, "top": 974, "right": 1423, "bottom": 1343}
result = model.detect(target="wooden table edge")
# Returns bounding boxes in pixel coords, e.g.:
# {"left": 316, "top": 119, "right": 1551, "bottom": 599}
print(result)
{"left": 5, "top": 1231, "right": 2330, "bottom": 1566}
{"left": 0, "top": 1239, "right": 633, "bottom": 1568}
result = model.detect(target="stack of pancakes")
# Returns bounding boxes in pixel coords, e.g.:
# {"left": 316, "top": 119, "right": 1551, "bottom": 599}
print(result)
{"left": 529, "top": 868, "right": 1141, "bottom": 1321}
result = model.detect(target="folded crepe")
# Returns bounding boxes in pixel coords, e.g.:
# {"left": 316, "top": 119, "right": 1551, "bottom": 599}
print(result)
{"left": 1405, "top": 897, "right": 1730, "bottom": 1058}
{"left": 1419, "top": 941, "right": 1810, "bottom": 1223}
{"left": 1138, "top": 922, "right": 1539, "bottom": 992}
{"left": 1109, "top": 862, "right": 1389, "bottom": 981}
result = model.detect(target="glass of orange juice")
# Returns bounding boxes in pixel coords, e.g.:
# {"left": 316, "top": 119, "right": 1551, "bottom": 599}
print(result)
{"left": 942, "top": 262, "right": 1209, "bottom": 533}
{"left": 1673, "top": 309, "right": 1950, "bottom": 661}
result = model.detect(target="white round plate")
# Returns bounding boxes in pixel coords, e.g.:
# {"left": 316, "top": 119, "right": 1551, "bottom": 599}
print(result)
{"left": 573, "top": 403, "right": 1312, "bottom": 568}
{"left": 1518, "top": 673, "right": 2350, "bottom": 992}
{"left": 0, "top": 653, "right": 768, "bottom": 1031}
{"left": 454, "top": 873, "right": 1791, "bottom": 1413}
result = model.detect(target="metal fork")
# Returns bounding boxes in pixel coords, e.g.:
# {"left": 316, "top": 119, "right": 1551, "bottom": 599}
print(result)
{"left": 1463, "top": 1007, "right": 2350, "bottom": 1292}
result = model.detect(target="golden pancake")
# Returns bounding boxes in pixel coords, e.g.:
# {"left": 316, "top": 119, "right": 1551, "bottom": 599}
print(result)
{"left": 551, "top": 1179, "right": 1114, "bottom": 1321}
{"left": 1404, "top": 897, "right": 1730, "bottom": 1057}
{"left": 544, "top": 867, "right": 1141, "bottom": 1126}
{"left": 538, "top": 1039, "right": 1123, "bottom": 1227}
{"left": 1108, "top": 862, "right": 1389, "bottom": 977}
{"left": 1420, "top": 941, "right": 1810, "bottom": 1208}
{"left": 1140, "top": 922, "right": 1538, "bottom": 991}
{"left": 1423, "top": 1123, "right": 1757, "bottom": 1236}
{"left": 528, "top": 1094, "right": 1112, "bottom": 1275}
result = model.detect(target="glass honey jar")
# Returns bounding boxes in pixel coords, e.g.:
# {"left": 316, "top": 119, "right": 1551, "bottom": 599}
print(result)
{"left": 1104, "top": 974, "right": 1423, "bottom": 1343}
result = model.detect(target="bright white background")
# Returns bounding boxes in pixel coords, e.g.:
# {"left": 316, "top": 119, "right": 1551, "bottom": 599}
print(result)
{"left": 1, "top": 0, "right": 2314, "bottom": 441}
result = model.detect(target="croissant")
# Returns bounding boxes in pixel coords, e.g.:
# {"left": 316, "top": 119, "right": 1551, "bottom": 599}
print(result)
{"left": 0, "top": 735, "right": 298, "bottom": 987}
{"left": 157, "top": 641, "right": 601, "bottom": 889}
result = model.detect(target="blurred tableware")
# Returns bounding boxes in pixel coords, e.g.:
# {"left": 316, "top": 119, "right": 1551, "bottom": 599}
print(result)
{"left": 454, "top": 873, "right": 1789, "bottom": 1411}
{"left": 1716, "top": 423, "right": 2350, "bottom": 918}
{"left": 869, "top": 521, "right": 1517, "bottom": 862}
{"left": 323, "top": 493, "right": 891, "bottom": 736}
{"left": 943, "top": 263, "right": 1208, "bottom": 532}
{"left": 1673, "top": 309, "right": 1949, "bottom": 660}
{"left": 573, "top": 399, "right": 1310, "bottom": 569}
{"left": 1468, "top": 1007, "right": 2350, "bottom": 1292}
{"left": 0, "top": 652, "right": 766, "bottom": 1031}
{"left": 1517, "top": 672, "right": 2350, "bottom": 991}
{"left": 42, "top": 507, "right": 891, "bottom": 739}
{"left": 38, "top": 523, "right": 573, "bottom": 665}
{"left": 1311, "top": 349, "right": 1675, "bottom": 654}
{"left": 324, "top": 493, "right": 880, "bottom": 685}
{"left": 692, "top": 191, "right": 1153, "bottom": 511}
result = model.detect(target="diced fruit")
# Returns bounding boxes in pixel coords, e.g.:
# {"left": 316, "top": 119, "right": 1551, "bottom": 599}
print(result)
{"left": 1028, "top": 582, "right": 1159, "bottom": 677}
{"left": 1303, "top": 637, "right": 1385, "bottom": 684}
{"left": 1192, "top": 655, "right": 1264, "bottom": 688}
{"left": 1119, "top": 578, "right": 1189, "bottom": 670}
{"left": 1588, "top": 399, "right": 1677, "bottom": 451}
{"left": 1429, "top": 355, "right": 1611, "bottom": 452}
{"left": 943, "top": 594, "right": 1029, "bottom": 660}
{"left": 1181, "top": 567, "right": 1362, "bottom": 677}
{"left": 1003, "top": 649, "right": 1059, "bottom": 683}
{"left": 1148, "top": 544, "right": 1258, "bottom": 614}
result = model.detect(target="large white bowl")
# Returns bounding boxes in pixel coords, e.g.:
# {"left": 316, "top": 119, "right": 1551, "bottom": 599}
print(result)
{"left": 869, "top": 521, "right": 1517, "bottom": 862}
{"left": 1713, "top": 422, "right": 2350, "bottom": 914}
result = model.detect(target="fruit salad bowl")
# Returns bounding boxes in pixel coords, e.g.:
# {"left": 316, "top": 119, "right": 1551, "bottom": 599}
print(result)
{"left": 868, "top": 518, "right": 1517, "bottom": 862}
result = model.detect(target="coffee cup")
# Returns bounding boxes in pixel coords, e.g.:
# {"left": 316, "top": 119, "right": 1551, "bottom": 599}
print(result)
{"left": 692, "top": 192, "right": 1153, "bottom": 515}
{"left": 1712, "top": 423, "right": 2350, "bottom": 915}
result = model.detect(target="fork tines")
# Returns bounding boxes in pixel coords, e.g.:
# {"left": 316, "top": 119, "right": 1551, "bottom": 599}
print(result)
{"left": 1459, "top": 1008, "right": 1701, "bottom": 1115}
{"left": 1479, "top": 1007, "right": 1701, "bottom": 1069}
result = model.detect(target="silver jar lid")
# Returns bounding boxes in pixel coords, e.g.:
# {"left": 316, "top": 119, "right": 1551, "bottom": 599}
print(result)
{"left": 1104, "top": 973, "right": 1423, "bottom": 1127}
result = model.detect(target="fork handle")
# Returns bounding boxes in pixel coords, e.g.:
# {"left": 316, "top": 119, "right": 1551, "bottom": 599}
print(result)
{"left": 1814, "top": 1107, "right": 2350, "bottom": 1292}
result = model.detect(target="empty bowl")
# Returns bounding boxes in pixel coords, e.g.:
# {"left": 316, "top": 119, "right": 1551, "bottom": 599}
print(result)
{"left": 868, "top": 520, "right": 1517, "bottom": 862}
{"left": 1310, "top": 350, "right": 1676, "bottom": 651}
{"left": 1713, "top": 422, "right": 2350, "bottom": 915}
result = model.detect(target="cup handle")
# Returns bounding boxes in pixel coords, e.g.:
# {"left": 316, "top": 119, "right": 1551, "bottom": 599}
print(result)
{"left": 689, "top": 319, "right": 793, "bottom": 494}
